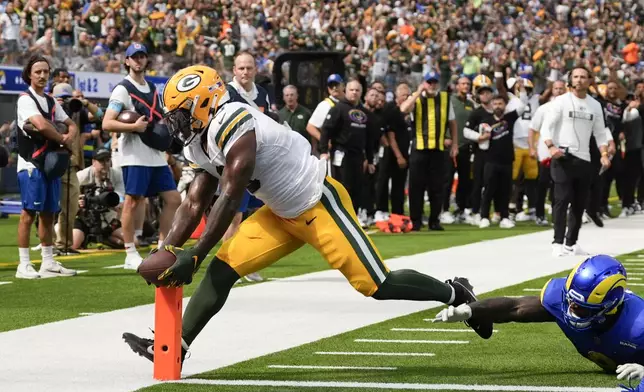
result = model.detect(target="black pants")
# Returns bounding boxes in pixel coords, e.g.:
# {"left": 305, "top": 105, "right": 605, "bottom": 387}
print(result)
{"left": 586, "top": 162, "right": 603, "bottom": 215}
{"left": 409, "top": 149, "right": 445, "bottom": 228}
{"left": 470, "top": 150, "right": 486, "bottom": 214}
{"left": 638, "top": 152, "right": 644, "bottom": 204}
{"left": 536, "top": 162, "right": 554, "bottom": 219}
{"left": 551, "top": 156, "right": 593, "bottom": 246}
{"left": 601, "top": 153, "right": 624, "bottom": 208}
{"left": 442, "top": 145, "right": 473, "bottom": 212}
{"left": 480, "top": 162, "right": 512, "bottom": 220}
{"left": 375, "top": 148, "right": 408, "bottom": 215}
{"left": 331, "top": 150, "right": 363, "bottom": 213}
{"left": 360, "top": 163, "right": 378, "bottom": 216}
{"left": 620, "top": 149, "right": 642, "bottom": 208}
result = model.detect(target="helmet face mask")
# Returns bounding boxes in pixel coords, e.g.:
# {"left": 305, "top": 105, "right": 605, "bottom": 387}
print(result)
{"left": 561, "top": 255, "right": 627, "bottom": 331}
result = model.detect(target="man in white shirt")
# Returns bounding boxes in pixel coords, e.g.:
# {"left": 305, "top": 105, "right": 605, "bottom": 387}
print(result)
{"left": 102, "top": 43, "right": 181, "bottom": 270}
{"left": 540, "top": 66, "right": 612, "bottom": 257}
{"left": 0, "top": 2, "right": 21, "bottom": 64}
{"left": 15, "top": 55, "right": 78, "bottom": 279}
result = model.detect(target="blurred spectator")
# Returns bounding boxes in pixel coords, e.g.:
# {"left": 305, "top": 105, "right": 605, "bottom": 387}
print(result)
{"left": 278, "top": 85, "right": 312, "bottom": 143}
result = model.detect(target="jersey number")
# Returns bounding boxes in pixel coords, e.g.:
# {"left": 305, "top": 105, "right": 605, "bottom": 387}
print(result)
{"left": 522, "top": 104, "right": 532, "bottom": 121}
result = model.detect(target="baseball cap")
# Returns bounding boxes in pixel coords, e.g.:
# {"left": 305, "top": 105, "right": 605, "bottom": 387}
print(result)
{"left": 424, "top": 71, "right": 440, "bottom": 82}
{"left": 93, "top": 148, "right": 111, "bottom": 161}
{"left": 125, "top": 42, "right": 147, "bottom": 58}
{"left": 52, "top": 83, "right": 73, "bottom": 98}
{"left": 327, "top": 74, "right": 344, "bottom": 85}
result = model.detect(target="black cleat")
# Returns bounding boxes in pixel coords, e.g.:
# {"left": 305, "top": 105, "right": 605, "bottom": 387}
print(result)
{"left": 122, "top": 332, "right": 188, "bottom": 366}
{"left": 445, "top": 277, "right": 494, "bottom": 339}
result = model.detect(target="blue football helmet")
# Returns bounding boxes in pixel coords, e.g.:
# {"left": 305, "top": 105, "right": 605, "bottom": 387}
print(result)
{"left": 562, "top": 255, "right": 627, "bottom": 331}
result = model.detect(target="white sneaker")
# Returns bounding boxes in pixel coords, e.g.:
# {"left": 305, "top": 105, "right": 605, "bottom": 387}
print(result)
{"left": 582, "top": 213, "right": 590, "bottom": 224}
{"left": 535, "top": 217, "right": 549, "bottom": 226}
{"left": 440, "top": 211, "right": 455, "bottom": 225}
{"left": 244, "top": 272, "right": 264, "bottom": 282}
{"left": 471, "top": 213, "right": 481, "bottom": 226}
{"left": 491, "top": 213, "right": 501, "bottom": 224}
{"left": 499, "top": 218, "right": 515, "bottom": 229}
{"left": 124, "top": 253, "right": 144, "bottom": 270}
{"left": 39, "top": 260, "right": 77, "bottom": 277}
{"left": 563, "top": 244, "right": 589, "bottom": 256}
{"left": 619, "top": 207, "right": 634, "bottom": 218}
{"left": 552, "top": 243, "right": 565, "bottom": 257}
{"left": 374, "top": 211, "right": 388, "bottom": 222}
{"left": 479, "top": 218, "right": 491, "bottom": 228}
{"left": 30, "top": 244, "right": 42, "bottom": 251}
{"left": 515, "top": 211, "right": 535, "bottom": 222}
{"left": 16, "top": 263, "right": 40, "bottom": 279}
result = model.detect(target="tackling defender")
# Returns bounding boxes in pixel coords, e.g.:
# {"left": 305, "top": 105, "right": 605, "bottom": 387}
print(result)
{"left": 123, "top": 65, "right": 493, "bottom": 365}
{"left": 434, "top": 255, "right": 644, "bottom": 381}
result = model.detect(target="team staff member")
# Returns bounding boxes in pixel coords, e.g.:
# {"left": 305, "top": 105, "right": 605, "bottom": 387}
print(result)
{"left": 307, "top": 74, "right": 345, "bottom": 155}
{"left": 528, "top": 80, "right": 568, "bottom": 226}
{"left": 278, "top": 85, "right": 312, "bottom": 142}
{"left": 376, "top": 82, "right": 411, "bottom": 217}
{"left": 443, "top": 76, "right": 476, "bottom": 223}
{"left": 400, "top": 71, "right": 458, "bottom": 231}
{"left": 15, "top": 54, "right": 78, "bottom": 279}
{"left": 102, "top": 43, "right": 181, "bottom": 270}
{"left": 360, "top": 86, "right": 386, "bottom": 225}
{"left": 540, "top": 66, "right": 611, "bottom": 257}
{"left": 320, "top": 79, "right": 376, "bottom": 213}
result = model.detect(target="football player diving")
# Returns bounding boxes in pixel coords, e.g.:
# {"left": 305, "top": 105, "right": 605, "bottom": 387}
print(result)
{"left": 434, "top": 255, "right": 644, "bottom": 386}
{"left": 122, "top": 65, "right": 493, "bottom": 367}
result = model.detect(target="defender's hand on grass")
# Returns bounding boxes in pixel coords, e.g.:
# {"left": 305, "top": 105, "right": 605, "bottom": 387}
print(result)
{"left": 157, "top": 246, "right": 204, "bottom": 287}
{"left": 617, "top": 364, "right": 644, "bottom": 381}
{"left": 432, "top": 304, "right": 472, "bottom": 323}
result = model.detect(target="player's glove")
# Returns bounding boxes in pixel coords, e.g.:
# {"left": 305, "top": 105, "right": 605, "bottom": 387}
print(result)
{"left": 157, "top": 245, "right": 204, "bottom": 287}
{"left": 617, "top": 364, "right": 644, "bottom": 382}
{"left": 432, "top": 304, "right": 473, "bottom": 323}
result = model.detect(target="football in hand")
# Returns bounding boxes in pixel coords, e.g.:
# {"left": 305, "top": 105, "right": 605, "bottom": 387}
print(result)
{"left": 117, "top": 110, "right": 142, "bottom": 124}
{"left": 137, "top": 248, "right": 177, "bottom": 286}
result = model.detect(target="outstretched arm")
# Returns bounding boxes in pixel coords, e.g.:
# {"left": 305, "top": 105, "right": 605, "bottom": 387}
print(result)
{"left": 192, "top": 131, "right": 256, "bottom": 259}
{"left": 162, "top": 170, "right": 219, "bottom": 248}
{"left": 434, "top": 296, "right": 555, "bottom": 324}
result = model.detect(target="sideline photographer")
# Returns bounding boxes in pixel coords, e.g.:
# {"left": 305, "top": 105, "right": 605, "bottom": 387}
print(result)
{"left": 52, "top": 83, "right": 104, "bottom": 255}
{"left": 74, "top": 148, "right": 126, "bottom": 250}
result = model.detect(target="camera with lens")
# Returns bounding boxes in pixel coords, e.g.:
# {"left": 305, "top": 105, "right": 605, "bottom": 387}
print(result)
{"left": 61, "top": 97, "right": 83, "bottom": 115}
{"left": 82, "top": 185, "right": 120, "bottom": 212}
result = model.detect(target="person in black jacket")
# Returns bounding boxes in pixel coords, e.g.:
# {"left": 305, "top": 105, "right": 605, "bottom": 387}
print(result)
{"left": 320, "top": 79, "right": 376, "bottom": 213}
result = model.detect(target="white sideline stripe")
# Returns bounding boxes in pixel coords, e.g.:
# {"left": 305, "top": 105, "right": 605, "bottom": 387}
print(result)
{"left": 392, "top": 328, "right": 498, "bottom": 333}
{"left": 630, "top": 273, "right": 644, "bottom": 276}
{"left": 0, "top": 281, "right": 12, "bottom": 286}
{"left": 630, "top": 277, "right": 642, "bottom": 280}
{"left": 505, "top": 295, "right": 524, "bottom": 298}
{"left": 629, "top": 283, "right": 644, "bottom": 286}
{"left": 355, "top": 339, "right": 468, "bottom": 344}
{"left": 77, "top": 270, "right": 88, "bottom": 274}
{"left": 315, "top": 351, "right": 435, "bottom": 357}
{"left": 102, "top": 264, "right": 125, "bottom": 269}
{"left": 170, "top": 379, "right": 619, "bottom": 391}
{"left": 267, "top": 365, "right": 397, "bottom": 371}
{"left": 78, "top": 313, "right": 96, "bottom": 316}
{"left": 625, "top": 259, "right": 644, "bottom": 262}
{"left": 522, "top": 288, "right": 542, "bottom": 292}
{"left": 322, "top": 187, "right": 386, "bottom": 283}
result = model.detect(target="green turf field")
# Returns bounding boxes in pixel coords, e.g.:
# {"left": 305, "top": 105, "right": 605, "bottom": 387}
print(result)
{"left": 0, "top": 216, "right": 545, "bottom": 332}
{"left": 140, "top": 250, "right": 644, "bottom": 392}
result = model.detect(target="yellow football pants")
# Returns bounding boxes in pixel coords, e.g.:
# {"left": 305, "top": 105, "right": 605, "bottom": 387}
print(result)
{"left": 216, "top": 177, "right": 390, "bottom": 296}
{"left": 512, "top": 147, "right": 539, "bottom": 180}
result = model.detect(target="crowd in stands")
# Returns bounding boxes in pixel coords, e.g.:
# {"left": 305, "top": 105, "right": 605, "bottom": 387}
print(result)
{"left": 0, "top": 0, "right": 642, "bottom": 88}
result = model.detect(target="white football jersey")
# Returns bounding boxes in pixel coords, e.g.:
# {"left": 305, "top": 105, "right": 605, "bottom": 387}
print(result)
{"left": 507, "top": 93, "right": 540, "bottom": 149}
{"left": 530, "top": 102, "right": 551, "bottom": 162}
{"left": 184, "top": 102, "right": 327, "bottom": 219}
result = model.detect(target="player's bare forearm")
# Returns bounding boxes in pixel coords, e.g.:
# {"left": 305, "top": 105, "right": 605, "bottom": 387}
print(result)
{"left": 470, "top": 296, "right": 555, "bottom": 323}
{"left": 163, "top": 171, "right": 218, "bottom": 247}
{"left": 192, "top": 131, "right": 256, "bottom": 259}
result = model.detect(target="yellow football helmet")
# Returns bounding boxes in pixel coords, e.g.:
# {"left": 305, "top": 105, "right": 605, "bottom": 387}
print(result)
{"left": 472, "top": 74, "right": 493, "bottom": 94}
{"left": 162, "top": 65, "right": 229, "bottom": 145}
{"left": 522, "top": 78, "right": 534, "bottom": 90}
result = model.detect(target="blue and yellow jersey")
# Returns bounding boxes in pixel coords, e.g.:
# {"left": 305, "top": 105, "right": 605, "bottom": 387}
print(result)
{"left": 541, "top": 278, "right": 644, "bottom": 372}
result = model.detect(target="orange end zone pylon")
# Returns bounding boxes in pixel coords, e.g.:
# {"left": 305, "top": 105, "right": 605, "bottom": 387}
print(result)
{"left": 153, "top": 286, "right": 183, "bottom": 380}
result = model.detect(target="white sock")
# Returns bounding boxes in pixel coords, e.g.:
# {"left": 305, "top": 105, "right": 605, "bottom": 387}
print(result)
{"left": 447, "top": 285, "right": 456, "bottom": 305}
{"left": 135, "top": 229, "right": 143, "bottom": 238}
{"left": 41, "top": 245, "right": 54, "bottom": 264}
{"left": 124, "top": 243, "right": 138, "bottom": 255}
{"left": 19, "top": 248, "right": 31, "bottom": 266}
{"left": 157, "top": 240, "right": 163, "bottom": 249}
